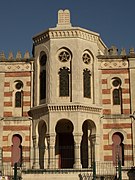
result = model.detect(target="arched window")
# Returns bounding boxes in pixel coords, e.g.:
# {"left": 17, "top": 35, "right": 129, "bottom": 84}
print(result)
{"left": 40, "top": 53, "right": 47, "bottom": 101}
{"left": 14, "top": 80, "right": 23, "bottom": 108}
{"left": 83, "top": 69, "right": 91, "bottom": 98}
{"left": 112, "top": 77, "right": 123, "bottom": 114}
{"left": 40, "top": 70, "right": 46, "bottom": 100}
{"left": 59, "top": 67, "right": 70, "bottom": 97}
{"left": 112, "top": 132, "right": 124, "bottom": 166}
{"left": 113, "top": 88, "right": 121, "bottom": 105}
{"left": 11, "top": 134, "right": 22, "bottom": 167}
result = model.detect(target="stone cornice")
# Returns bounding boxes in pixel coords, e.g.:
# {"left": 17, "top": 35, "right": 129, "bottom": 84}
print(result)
{"left": 48, "top": 104, "right": 102, "bottom": 113}
{"left": 0, "top": 117, "right": 31, "bottom": 121}
{"left": 33, "top": 27, "right": 106, "bottom": 49}
{"left": 29, "top": 103, "right": 102, "bottom": 118}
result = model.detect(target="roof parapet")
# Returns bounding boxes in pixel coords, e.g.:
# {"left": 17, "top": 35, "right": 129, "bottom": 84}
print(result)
{"left": 0, "top": 50, "right": 31, "bottom": 61}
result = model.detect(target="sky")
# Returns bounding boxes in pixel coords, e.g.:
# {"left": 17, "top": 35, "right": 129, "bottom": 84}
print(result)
{"left": 0, "top": 0, "right": 135, "bottom": 57}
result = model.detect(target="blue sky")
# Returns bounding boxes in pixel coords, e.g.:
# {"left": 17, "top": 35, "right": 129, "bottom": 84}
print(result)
{"left": 0, "top": 0, "right": 135, "bottom": 57}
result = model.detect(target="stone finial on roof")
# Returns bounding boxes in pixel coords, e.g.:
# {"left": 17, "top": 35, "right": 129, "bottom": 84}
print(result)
{"left": 16, "top": 51, "right": 22, "bottom": 59}
{"left": 57, "top": 9, "right": 72, "bottom": 28}
{"left": 104, "top": 48, "right": 109, "bottom": 55}
{"left": 8, "top": 51, "right": 14, "bottom": 60}
{"left": 120, "top": 48, "right": 126, "bottom": 56}
{"left": 0, "top": 51, "right": 6, "bottom": 60}
{"left": 108, "top": 45, "right": 118, "bottom": 56}
{"left": 129, "top": 48, "right": 135, "bottom": 55}
{"left": 24, "top": 50, "right": 30, "bottom": 59}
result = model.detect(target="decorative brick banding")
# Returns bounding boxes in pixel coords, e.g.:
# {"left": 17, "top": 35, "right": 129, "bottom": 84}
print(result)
{"left": 5, "top": 72, "right": 31, "bottom": 77}
{"left": 103, "top": 123, "right": 131, "bottom": 129}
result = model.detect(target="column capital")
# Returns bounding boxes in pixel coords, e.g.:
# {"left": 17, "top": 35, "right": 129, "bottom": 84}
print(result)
{"left": 73, "top": 133, "right": 82, "bottom": 144}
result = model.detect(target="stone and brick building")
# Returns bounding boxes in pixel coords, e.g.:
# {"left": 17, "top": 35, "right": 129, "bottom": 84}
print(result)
{"left": 0, "top": 9, "right": 135, "bottom": 179}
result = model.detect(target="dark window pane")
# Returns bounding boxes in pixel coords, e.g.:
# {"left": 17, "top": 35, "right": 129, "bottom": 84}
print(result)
{"left": 113, "top": 89, "right": 120, "bottom": 105}
{"left": 83, "top": 69, "right": 91, "bottom": 98}
{"left": 40, "top": 70, "right": 46, "bottom": 100}
{"left": 40, "top": 54, "right": 47, "bottom": 66}
{"left": 59, "top": 67, "right": 70, "bottom": 96}
{"left": 15, "top": 92, "right": 22, "bottom": 107}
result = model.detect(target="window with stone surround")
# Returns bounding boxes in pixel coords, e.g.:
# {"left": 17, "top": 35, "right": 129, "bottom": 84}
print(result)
{"left": 59, "top": 67, "right": 70, "bottom": 96}
{"left": 83, "top": 69, "right": 91, "bottom": 98}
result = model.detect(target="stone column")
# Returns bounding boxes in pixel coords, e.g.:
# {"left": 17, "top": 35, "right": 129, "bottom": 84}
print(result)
{"left": 94, "top": 134, "right": 100, "bottom": 162}
{"left": 73, "top": 133, "right": 82, "bottom": 169}
{"left": 49, "top": 133, "right": 56, "bottom": 169}
{"left": 91, "top": 134, "right": 96, "bottom": 163}
{"left": 45, "top": 135, "right": 50, "bottom": 169}
{"left": 88, "top": 130, "right": 92, "bottom": 168}
{"left": 32, "top": 135, "right": 39, "bottom": 169}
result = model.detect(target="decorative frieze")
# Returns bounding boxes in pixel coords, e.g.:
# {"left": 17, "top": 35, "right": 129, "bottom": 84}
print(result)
{"left": 0, "top": 63, "right": 31, "bottom": 72}
{"left": 33, "top": 28, "right": 99, "bottom": 46}
{"left": 30, "top": 104, "right": 102, "bottom": 119}
{"left": 48, "top": 104, "right": 101, "bottom": 112}
{"left": 99, "top": 60, "right": 128, "bottom": 69}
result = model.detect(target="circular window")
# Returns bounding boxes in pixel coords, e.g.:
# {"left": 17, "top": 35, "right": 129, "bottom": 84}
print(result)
{"left": 112, "top": 78, "right": 121, "bottom": 87}
{"left": 58, "top": 51, "right": 70, "bottom": 62}
{"left": 15, "top": 82, "right": 23, "bottom": 90}
{"left": 82, "top": 53, "right": 91, "bottom": 64}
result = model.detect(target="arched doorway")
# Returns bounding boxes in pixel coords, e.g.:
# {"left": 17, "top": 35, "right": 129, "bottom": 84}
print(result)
{"left": 38, "top": 120, "right": 47, "bottom": 169}
{"left": 81, "top": 120, "right": 96, "bottom": 168}
{"left": 112, "top": 132, "right": 124, "bottom": 166}
{"left": 11, "top": 134, "right": 22, "bottom": 167}
{"left": 56, "top": 119, "right": 74, "bottom": 168}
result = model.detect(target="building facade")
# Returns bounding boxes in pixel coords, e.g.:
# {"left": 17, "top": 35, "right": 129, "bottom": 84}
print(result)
{"left": 0, "top": 9, "right": 135, "bottom": 179}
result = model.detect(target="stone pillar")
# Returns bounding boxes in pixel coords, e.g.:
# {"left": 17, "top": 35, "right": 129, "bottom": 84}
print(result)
{"left": 93, "top": 134, "right": 100, "bottom": 162}
{"left": 32, "top": 135, "right": 39, "bottom": 169}
{"left": 73, "top": 133, "right": 82, "bottom": 169}
{"left": 49, "top": 133, "right": 56, "bottom": 169}
{"left": 45, "top": 135, "right": 50, "bottom": 169}
{"left": 88, "top": 130, "right": 92, "bottom": 168}
{"left": 91, "top": 134, "right": 96, "bottom": 162}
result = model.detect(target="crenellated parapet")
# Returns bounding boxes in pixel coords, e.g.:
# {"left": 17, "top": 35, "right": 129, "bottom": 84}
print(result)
{"left": 98, "top": 46, "right": 135, "bottom": 70}
{"left": 98, "top": 45, "right": 135, "bottom": 58}
{"left": 0, "top": 50, "right": 32, "bottom": 61}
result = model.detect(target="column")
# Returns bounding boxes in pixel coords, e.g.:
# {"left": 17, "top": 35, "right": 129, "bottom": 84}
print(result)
{"left": 88, "top": 130, "right": 92, "bottom": 168}
{"left": 94, "top": 134, "right": 100, "bottom": 162}
{"left": 45, "top": 134, "right": 50, "bottom": 169}
{"left": 32, "top": 135, "right": 39, "bottom": 169}
{"left": 73, "top": 133, "right": 82, "bottom": 169}
{"left": 49, "top": 133, "right": 56, "bottom": 169}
